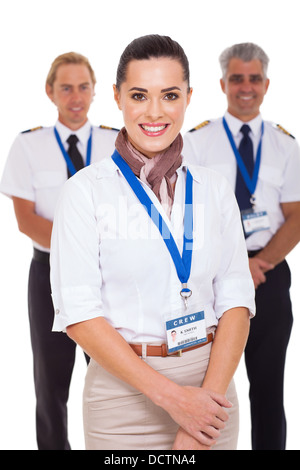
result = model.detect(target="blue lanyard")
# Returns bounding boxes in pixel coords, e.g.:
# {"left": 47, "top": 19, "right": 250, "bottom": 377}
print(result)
{"left": 112, "top": 150, "right": 194, "bottom": 299}
{"left": 54, "top": 127, "right": 93, "bottom": 176}
{"left": 222, "top": 117, "right": 264, "bottom": 197}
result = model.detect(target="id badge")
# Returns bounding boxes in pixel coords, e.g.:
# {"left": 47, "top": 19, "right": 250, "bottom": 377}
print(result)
{"left": 242, "top": 209, "right": 270, "bottom": 237}
{"left": 165, "top": 309, "right": 207, "bottom": 355}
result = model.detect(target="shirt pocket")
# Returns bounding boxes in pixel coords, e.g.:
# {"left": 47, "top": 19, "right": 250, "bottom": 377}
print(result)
{"left": 257, "top": 165, "right": 283, "bottom": 206}
{"left": 32, "top": 171, "right": 67, "bottom": 219}
{"left": 258, "top": 165, "right": 282, "bottom": 188}
{"left": 33, "top": 170, "right": 66, "bottom": 189}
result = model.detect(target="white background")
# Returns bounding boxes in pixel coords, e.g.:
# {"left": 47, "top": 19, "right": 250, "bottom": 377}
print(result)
{"left": 0, "top": 0, "right": 299, "bottom": 450}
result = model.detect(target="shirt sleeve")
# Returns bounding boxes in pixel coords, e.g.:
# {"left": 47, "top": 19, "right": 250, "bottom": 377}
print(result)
{"left": 50, "top": 173, "right": 104, "bottom": 332}
{"left": 280, "top": 139, "right": 300, "bottom": 203}
{"left": 183, "top": 132, "right": 203, "bottom": 165}
{"left": 0, "top": 134, "right": 35, "bottom": 201}
{"left": 213, "top": 175, "right": 256, "bottom": 319}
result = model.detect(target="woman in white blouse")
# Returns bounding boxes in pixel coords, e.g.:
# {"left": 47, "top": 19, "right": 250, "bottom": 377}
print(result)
{"left": 50, "top": 35, "right": 255, "bottom": 450}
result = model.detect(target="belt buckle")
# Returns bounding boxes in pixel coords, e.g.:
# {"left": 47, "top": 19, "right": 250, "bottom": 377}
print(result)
{"left": 164, "top": 345, "right": 182, "bottom": 357}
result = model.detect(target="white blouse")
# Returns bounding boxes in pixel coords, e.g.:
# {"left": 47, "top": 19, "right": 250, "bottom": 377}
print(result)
{"left": 50, "top": 156, "right": 255, "bottom": 343}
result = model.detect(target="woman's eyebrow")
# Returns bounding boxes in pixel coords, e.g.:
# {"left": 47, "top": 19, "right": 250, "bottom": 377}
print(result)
{"left": 128, "top": 86, "right": 181, "bottom": 93}
{"left": 128, "top": 87, "right": 148, "bottom": 92}
{"left": 161, "top": 86, "right": 181, "bottom": 92}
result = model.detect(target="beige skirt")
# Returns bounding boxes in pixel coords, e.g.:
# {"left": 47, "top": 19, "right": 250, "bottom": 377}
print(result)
{"left": 83, "top": 343, "right": 239, "bottom": 450}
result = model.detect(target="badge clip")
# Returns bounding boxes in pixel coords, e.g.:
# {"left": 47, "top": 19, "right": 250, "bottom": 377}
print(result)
{"left": 250, "top": 194, "right": 256, "bottom": 208}
{"left": 180, "top": 283, "right": 192, "bottom": 309}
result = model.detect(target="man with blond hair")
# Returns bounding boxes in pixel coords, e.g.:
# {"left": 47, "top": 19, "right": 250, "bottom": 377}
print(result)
{"left": 0, "top": 52, "right": 118, "bottom": 450}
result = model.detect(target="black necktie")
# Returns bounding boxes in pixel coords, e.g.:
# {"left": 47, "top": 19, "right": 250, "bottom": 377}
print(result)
{"left": 235, "top": 124, "right": 254, "bottom": 211}
{"left": 67, "top": 134, "right": 84, "bottom": 178}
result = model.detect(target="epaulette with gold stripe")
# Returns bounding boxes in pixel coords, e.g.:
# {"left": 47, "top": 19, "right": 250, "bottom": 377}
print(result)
{"left": 21, "top": 126, "right": 43, "bottom": 134}
{"left": 189, "top": 120, "right": 210, "bottom": 132}
{"left": 99, "top": 125, "right": 119, "bottom": 132}
{"left": 275, "top": 124, "right": 295, "bottom": 139}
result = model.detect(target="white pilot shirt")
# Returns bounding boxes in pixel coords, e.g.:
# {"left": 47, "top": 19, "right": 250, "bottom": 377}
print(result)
{"left": 183, "top": 112, "right": 300, "bottom": 251}
{"left": 50, "top": 156, "right": 255, "bottom": 343}
{"left": 0, "top": 120, "right": 118, "bottom": 252}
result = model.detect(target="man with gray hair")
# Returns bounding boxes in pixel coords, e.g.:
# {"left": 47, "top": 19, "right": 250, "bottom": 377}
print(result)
{"left": 183, "top": 42, "right": 300, "bottom": 450}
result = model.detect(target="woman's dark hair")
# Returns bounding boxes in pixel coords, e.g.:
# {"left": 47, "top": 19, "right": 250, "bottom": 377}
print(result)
{"left": 116, "top": 34, "right": 190, "bottom": 91}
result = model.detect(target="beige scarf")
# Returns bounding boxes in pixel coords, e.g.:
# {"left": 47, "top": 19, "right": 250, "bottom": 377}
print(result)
{"left": 115, "top": 127, "right": 183, "bottom": 218}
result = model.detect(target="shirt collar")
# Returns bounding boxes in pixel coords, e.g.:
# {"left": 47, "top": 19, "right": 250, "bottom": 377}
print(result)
{"left": 224, "top": 111, "right": 263, "bottom": 137}
{"left": 55, "top": 120, "right": 92, "bottom": 145}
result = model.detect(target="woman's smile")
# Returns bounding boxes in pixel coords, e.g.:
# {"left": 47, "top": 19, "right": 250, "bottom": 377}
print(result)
{"left": 139, "top": 123, "right": 170, "bottom": 137}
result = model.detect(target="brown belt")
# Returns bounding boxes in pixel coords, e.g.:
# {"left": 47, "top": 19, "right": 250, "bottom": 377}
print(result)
{"left": 129, "top": 333, "right": 214, "bottom": 358}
